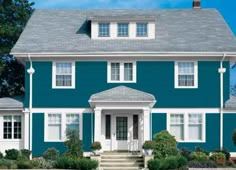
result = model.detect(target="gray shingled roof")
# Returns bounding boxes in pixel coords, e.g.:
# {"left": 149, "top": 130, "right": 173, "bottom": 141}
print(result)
{"left": 89, "top": 86, "right": 156, "bottom": 102}
{"left": 0, "top": 96, "right": 23, "bottom": 109}
{"left": 225, "top": 95, "right": 236, "bottom": 109}
{"left": 11, "top": 9, "right": 236, "bottom": 53}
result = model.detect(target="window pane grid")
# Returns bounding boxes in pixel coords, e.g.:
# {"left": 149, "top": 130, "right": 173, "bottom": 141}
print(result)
{"left": 124, "top": 63, "right": 133, "bottom": 81}
{"left": 116, "top": 117, "right": 128, "bottom": 140}
{"left": 178, "top": 62, "right": 195, "bottom": 87}
{"left": 136, "top": 23, "right": 148, "bottom": 37}
{"left": 3, "top": 115, "right": 21, "bottom": 139}
{"left": 48, "top": 114, "right": 61, "bottom": 140}
{"left": 188, "top": 114, "right": 202, "bottom": 140}
{"left": 105, "top": 115, "right": 111, "bottom": 139}
{"left": 66, "top": 114, "right": 79, "bottom": 134}
{"left": 55, "top": 63, "right": 73, "bottom": 87}
{"left": 111, "top": 63, "right": 120, "bottom": 81}
{"left": 118, "top": 23, "right": 129, "bottom": 37}
{"left": 170, "top": 114, "right": 184, "bottom": 140}
{"left": 99, "top": 23, "right": 110, "bottom": 37}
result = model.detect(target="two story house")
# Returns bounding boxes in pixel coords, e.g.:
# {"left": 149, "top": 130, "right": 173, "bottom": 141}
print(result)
{"left": 1, "top": 0, "right": 236, "bottom": 157}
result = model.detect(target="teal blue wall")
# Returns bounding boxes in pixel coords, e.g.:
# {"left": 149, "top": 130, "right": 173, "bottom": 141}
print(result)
{"left": 25, "top": 61, "right": 230, "bottom": 108}
{"left": 32, "top": 113, "right": 93, "bottom": 157}
{"left": 223, "top": 113, "right": 236, "bottom": 152}
{"left": 152, "top": 113, "right": 221, "bottom": 151}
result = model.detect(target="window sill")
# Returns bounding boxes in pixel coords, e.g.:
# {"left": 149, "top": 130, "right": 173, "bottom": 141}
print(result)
{"left": 52, "top": 86, "right": 75, "bottom": 89}
{"left": 107, "top": 80, "right": 136, "bottom": 83}
{"left": 0, "top": 139, "right": 22, "bottom": 142}
{"left": 175, "top": 86, "right": 198, "bottom": 89}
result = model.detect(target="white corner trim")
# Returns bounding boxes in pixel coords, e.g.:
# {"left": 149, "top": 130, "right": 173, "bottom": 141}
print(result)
{"left": 107, "top": 61, "right": 137, "bottom": 83}
{"left": 52, "top": 61, "right": 75, "bottom": 89}
{"left": 44, "top": 112, "right": 83, "bottom": 142}
{"left": 166, "top": 112, "right": 206, "bottom": 143}
{"left": 174, "top": 61, "right": 198, "bottom": 89}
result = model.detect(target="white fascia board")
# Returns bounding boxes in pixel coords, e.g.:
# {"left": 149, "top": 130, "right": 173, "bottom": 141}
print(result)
{"left": 10, "top": 51, "right": 236, "bottom": 58}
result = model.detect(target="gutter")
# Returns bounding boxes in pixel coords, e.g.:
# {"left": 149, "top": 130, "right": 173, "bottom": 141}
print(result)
{"left": 219, "top": 53, "right": 226, "bottom": 150}
{"left": 27, "top": 54, "right": 35, "bottom": 158}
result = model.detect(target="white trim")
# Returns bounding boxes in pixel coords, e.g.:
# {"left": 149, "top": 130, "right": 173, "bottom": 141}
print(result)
{"left": 166, "top": 112, "right": 206, "bottom": 143}
{"left": 151, "top": 108, "right": 220, "bottom": 113}
{"left": 175, "top": 61, "right": 198, "bottom": 88}
{"left": 52, "top": 61, "right": 75, "bottom": 89}
{"left": 107, "top": 61, "right": 136, "bottom": 83}
{"left": 44, "top": 112, "right": 82, "bottom": 142}
{"left": 31, "top": 108, "right": 92, "bottom": 113}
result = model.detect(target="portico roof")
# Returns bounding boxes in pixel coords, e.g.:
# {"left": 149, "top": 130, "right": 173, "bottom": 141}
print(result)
{"left": 225, "top": 95, "right": 236, "bottom": 109}
{"left": 0, "top": 96, "right": 23, "bottom": 110}
{"left": 89, "top": 86, "right": 156, "bottom": 103}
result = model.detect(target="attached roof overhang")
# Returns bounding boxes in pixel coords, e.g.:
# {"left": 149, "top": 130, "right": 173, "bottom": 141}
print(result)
{"left": 0, "top": 96, "right": 23, "bottom": 110}
{"left": 224, "top": 95, "right": 236, "bottom": 110}
{"left": 89, "top": 86, "right": 156, "bottom": 108}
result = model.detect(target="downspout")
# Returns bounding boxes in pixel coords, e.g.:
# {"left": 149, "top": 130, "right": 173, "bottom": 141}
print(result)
{"left": 219, "top": 53, "right": 226, "bottom": 150}
{"left": 27, "top": 54, "right": 35, "bottom": 158}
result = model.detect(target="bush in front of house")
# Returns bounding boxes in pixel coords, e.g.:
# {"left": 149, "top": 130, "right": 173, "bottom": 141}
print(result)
{"left": 31, "top": 158, "right": 55, "bottom": 169}
{"left": 142, "top": 140, "right": 156, "bottom": 150}
{"left": 214, "top": 149, "right": 231, "bottom": 160}
{"left": 16, "top": 159, "right": 33, "bottom": 169}
{"left": 153, "top": 130, "right": 178, "bottom": 159}
{"left": 210, "top": 152, "right": 226, "bottom": 166}
{"left": 191, "top": 151, "right": 209, "bottom": 161}
{"left": 180, "top": 147, "right": 192, "bottom": 161}
{"left": 188, "top": 159, "right": 217, "bottom": 168}
{"left": 0, "top": 152, "right": 3, "bottom": 159}
{"left": 64, "top": 129, "right": 83, "bottom": 158}
{"left": 55, "top": 156, "right": 76, "bottom": 169}
{"left": 43, "top": 147, "right": 59, "bottom": 161}
{"left": 90, "top": 141, "right": 102, "bottom": 151}
{"left": 0, "top": 158, "right": 17, "bottom": 169}
{"left": 20, "top": 149, "right": 31, "bottom": 160}
{"left": 147, "top": 159, "right": 161, "bottom": 170}
{"left": 75, "top": 158, "right": 98, "bottom": 170}
{"left": 5, "top": 149, "right": 20, "bottom": 160}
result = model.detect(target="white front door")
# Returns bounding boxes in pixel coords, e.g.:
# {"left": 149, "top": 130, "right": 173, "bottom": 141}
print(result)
{"left": 110, "top": 114, "right": 140, "bottom": 151}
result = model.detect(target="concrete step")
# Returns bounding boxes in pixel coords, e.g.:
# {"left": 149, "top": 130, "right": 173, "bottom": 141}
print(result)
{"left": 100, "top": 162, "right": 144, "bottom": 166}
{"left": 101, "top": 158, "right": 143, "bottom": 162}
{"left": 101, "top": 155, "right": 142, "bottom": 159}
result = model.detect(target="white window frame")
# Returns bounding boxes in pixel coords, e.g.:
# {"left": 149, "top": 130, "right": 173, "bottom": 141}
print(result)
{"left": 98, "top": 22, "right": 110, "bottom": 37}
{"left": 167, "top": 112, "right": 205, "bottom": 143}
{"left": 174, "top": 61, "right": 198, "bottom": 88}
{"left": 52, "top": 61, "right": 75, "bottom": 89}
{"left": 117, "top": 23, "right": 129, "bottom": 37}
{"left": 136, "top": 22, "right": 148, "bottom": 37}
{"left": 44, "top": 112, "right": 82, "bottom": 142}
{"left": 0, "top": 114, "right": 22, "bottom": 142}
{"left": 107, "top": 61, "right": 137, "bottom": 83}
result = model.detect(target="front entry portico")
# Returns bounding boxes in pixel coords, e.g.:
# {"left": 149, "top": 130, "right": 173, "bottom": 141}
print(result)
{"left": 89, "top": 86, "right": 156, "bottom": 152}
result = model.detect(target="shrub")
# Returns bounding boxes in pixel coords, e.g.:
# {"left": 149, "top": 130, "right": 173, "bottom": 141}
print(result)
{"left": 64, "top": 129, "right": 83, "bottom": 158}
{"left": 148, "top": 159, "right": 160, "bottom": 170}
{"left": 210, "top": 152, "right": 226, "bottom": 166}
{"left": 0, "top": 152, "right": 3, "bottom": 159}
{"left": 16, "top": 160, "right": 33, "bottom": 169}
{"left": 143, "top": 140, "right": 156, "bottom": 150}
{"left": 195, "top": 146, "right": 209, "bottom": 156}
{"left": 160, "top": 156, "right": 178, "bottom": 170}
{"left": 20, "top": 149, "right": 31, "bottom": 160}
{"left": 176, "top": 155, "right": 188, "bottom": 168}
{"left": 191, "top": 151, "right": 209, "bottom": 161}
{"left": 180, "top": 148, "right": 192, "bottom": 161}
{"left": 0, "top": 159, "right": 15, "bottom": 169}
{"left": 76, "top": 158, "right": 98, "bottom": 170}
{"left": 232, "top": 129, "right": 236, "bottom": 146}
{"left": 214, "top": 149, "right": 230, "bottom": 160}
{"left": 188, "top": 159, "right": 217, "bottom": 168}
{"left": 43, "top": 148, "right": 59, "bottom": 160}
{"left": 5, "top": 149, "right": 20, "bottom": 160}
{"left": 153, "top": 130, "right": 178, "bottom": 159}
{"left": 55, "top": 156, "right": 76, "bottom": 169}
{"left": 31, "top": 158, "right": 55, "bottom": 169}
{"left": 90, "top": 141, "right": 102, "bottom": 151}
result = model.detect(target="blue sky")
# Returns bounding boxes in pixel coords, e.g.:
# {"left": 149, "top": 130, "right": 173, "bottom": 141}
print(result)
{"left": 30, "top": 0, "right": 236, "bottom": 85}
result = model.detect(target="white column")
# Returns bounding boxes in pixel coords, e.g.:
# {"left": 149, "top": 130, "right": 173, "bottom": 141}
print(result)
{"left": 143, "top": 108, "right": 151, "bottom": 142}
{"left": 94, "top": 108, "right": 102, "bottom": 142}
{"left": 23, "top": 111, "right": 30, "bottom": 149}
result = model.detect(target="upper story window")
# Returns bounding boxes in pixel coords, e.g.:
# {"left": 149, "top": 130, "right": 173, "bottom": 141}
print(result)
{"left": 107, "top": 61, "right": 136, "bottom": 83}
{"left": 136, "top": 23, "right": 148, "bottom": 37}
{"left": 98, "top": 23, "right": 110, "bottom": 37}
{"left": 52, "top": 62, "right": 75, "bottom": 89}
{"left": 175, "top": 61, "right": 198, "bottom": 88}
{"left": 168, "top": 113, "right": 205, "bottom": 142}
{"left": 117, "top": 23, "right": 129, "bottom": 37}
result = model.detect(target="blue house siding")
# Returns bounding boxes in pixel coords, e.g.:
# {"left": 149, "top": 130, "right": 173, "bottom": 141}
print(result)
{"left": 32, "top": 113, "right": 93, "bottom": 157}
{"left": 152, "top": 113, "right": 220, "bottom": 151}
{"left": 223, "top": 113, "right": 236, "bottom": 152}
{"left": 24, "top": 61, "right": 229, "bottom": 108}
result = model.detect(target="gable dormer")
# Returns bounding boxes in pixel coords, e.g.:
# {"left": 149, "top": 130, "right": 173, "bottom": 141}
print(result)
{"left": 88, "top": 16, "right": 156, "bottom": 39}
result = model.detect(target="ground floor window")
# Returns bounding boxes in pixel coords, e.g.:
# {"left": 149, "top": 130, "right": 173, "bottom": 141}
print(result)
{"left": 3, "top": 115, "right": 22, "bottom": 139}
{"left": 45, "top": 113, "right": 81, "bottom": 142}
{"left": 168, "top": 112, "right": 205, "bottom": 142}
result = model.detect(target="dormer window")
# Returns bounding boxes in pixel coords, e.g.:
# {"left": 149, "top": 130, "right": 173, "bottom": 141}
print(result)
{"left": 117, "top": 23, "right": 129, "bottom": 37}
{"left": 136, "top": 23, "right": 148, "bottom": 37}
{"left": 98, "top": 23, "right": 110, "bottom": 37}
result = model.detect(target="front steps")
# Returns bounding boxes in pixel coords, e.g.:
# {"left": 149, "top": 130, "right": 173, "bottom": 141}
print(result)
{"left": 100, "top": 152, "right": 144, "bottom": 170}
